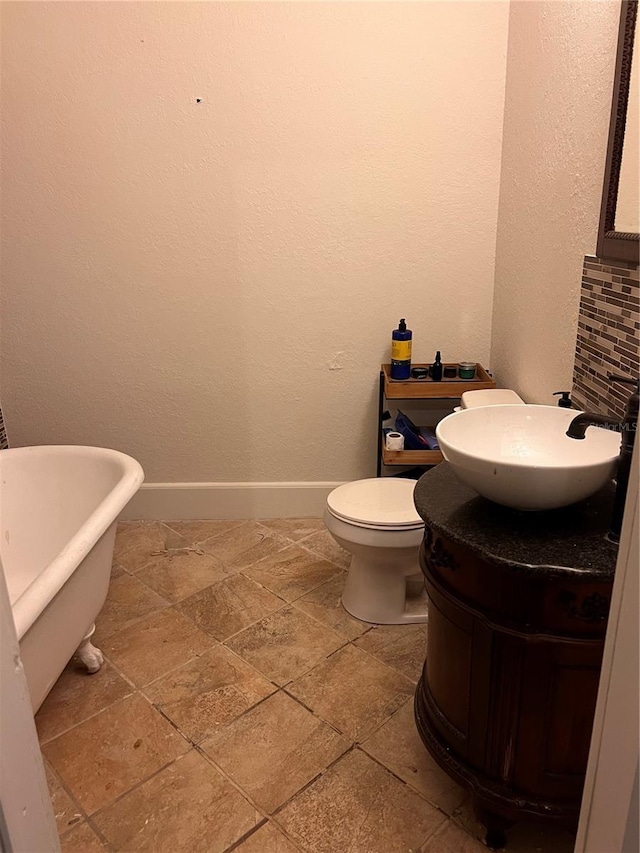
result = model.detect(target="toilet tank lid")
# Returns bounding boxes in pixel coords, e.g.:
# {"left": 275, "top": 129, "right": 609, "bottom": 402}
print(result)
{"left": 327, "top": 478, "right": 422, "bottom": 527}
{"left": 460, "top": 389, "right": 525, "bottom": 408}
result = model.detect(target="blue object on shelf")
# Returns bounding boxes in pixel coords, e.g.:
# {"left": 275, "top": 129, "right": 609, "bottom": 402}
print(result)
{"left": 419, "top": 427, "right": 440, "bottom": 450}
{"left": 394, "top": 410, "right": 429, "bottom": 450}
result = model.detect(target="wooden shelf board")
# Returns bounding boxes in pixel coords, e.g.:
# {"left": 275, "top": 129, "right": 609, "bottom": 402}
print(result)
{"left": 381, "top": 447, "right": 443, "bottom": 466}
{"left": 381, "top": 363, "right": 495, "bottom": 399}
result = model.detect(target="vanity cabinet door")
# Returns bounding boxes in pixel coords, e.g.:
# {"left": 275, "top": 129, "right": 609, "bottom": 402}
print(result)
{"left": 422, "top": 579, "right": 476, "bottom": 759}
{"left": 514, "top": 640, "right": 604, "bottom": 801}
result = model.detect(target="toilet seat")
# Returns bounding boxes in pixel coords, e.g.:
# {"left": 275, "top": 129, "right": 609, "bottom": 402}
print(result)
{"left": 326, "top": 478, "right": 424, "bottom": 531}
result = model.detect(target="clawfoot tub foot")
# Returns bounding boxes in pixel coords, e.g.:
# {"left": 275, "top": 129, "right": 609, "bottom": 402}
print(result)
{"left": 75, "top": 625, "right": 104, "bottom": 674}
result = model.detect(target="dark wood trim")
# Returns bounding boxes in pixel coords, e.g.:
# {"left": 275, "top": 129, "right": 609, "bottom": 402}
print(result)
{"left": 597, "top": 0, "right": 639, "bottom": 264}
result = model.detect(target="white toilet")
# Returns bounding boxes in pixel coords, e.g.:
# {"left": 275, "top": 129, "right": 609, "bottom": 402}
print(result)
{"left": 325, "top": 388, "right": 526, "bottom": 626}
{"left": 324, "top": 478, "right": 426, "bottom": 624}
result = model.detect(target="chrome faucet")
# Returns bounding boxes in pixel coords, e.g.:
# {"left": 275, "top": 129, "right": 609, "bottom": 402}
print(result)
{"left": 566, "top": 374, "right": 638, "bottom": 543}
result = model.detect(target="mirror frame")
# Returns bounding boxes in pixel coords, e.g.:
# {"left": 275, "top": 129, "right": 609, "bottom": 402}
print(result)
{"left": 597, "top": 0, "right": 639, "bottom": 264}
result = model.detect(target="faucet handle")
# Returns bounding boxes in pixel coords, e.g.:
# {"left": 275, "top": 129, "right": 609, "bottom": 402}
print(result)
{"left": 608, "top": 373, "right": 640, "bottom": 391}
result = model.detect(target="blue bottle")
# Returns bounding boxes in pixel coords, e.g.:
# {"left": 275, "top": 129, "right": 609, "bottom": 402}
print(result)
{"left": 390, "top": 319, "right": 412, "bottom": 380}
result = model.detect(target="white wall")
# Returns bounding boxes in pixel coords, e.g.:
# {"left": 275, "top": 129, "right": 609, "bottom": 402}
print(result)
{"left": 490, "top": 0, "right": 620, "bottom": 403}
{"left": 1, "top": 1, "right": 509, "bottom": 484}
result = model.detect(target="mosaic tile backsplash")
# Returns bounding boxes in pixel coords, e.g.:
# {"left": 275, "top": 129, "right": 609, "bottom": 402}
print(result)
{"left": 573, "top": 255, "right": 639, "bottom": 420}
{"left": 0, "top": 405, "right": 7, "bottom": 450}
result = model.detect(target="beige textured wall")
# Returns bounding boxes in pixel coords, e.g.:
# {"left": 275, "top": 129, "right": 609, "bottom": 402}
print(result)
{"left": 490, "top": 0, "right": 620, "bottom": 403}
{"left": 1, "top": 1, "right": 509, "bottom": 482}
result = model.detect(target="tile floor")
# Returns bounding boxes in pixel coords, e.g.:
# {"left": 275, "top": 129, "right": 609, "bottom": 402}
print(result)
{"left": 38, "top": 519, "right": 576, "bottom": 853}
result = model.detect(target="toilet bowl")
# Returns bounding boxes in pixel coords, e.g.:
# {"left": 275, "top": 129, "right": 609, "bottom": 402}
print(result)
{"left": 324, "top": 478, "right": 427, "bottom": 625}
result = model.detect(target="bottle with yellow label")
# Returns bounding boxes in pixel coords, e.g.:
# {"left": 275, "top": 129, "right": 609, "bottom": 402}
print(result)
{"left": 390, "top": 319, "right": 412, "bottom": 380}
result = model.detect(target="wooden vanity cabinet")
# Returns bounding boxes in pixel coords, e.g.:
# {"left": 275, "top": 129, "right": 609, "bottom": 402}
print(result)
{"left": 414, "top": 524, "right": 613, "bottom": 845}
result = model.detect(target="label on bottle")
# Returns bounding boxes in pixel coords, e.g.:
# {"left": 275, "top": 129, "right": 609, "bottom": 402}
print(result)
{"left": 391, "top": 339, "right": 412, "bottom": 362}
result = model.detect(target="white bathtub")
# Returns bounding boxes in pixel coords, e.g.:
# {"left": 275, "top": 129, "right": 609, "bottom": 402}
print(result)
{"left": 1, "top": 446, "right": 144, "bottom": 711}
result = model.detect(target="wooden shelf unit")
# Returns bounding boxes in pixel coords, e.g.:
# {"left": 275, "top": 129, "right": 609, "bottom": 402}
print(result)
{"left": 377, "top": 362, "right": 496, "bottom": 474}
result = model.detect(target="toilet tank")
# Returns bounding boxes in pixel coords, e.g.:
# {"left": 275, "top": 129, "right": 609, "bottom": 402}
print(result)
{"left": 460, "top": 389, "right": 525, "bottom": 408}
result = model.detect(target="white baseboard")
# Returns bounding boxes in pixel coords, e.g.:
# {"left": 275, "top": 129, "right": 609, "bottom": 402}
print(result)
{"left": 120, "top": 481, "right": 345, "bottom": 520}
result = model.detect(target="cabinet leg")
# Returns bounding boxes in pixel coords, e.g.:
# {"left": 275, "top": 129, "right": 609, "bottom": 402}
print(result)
{"left": 485, "top": 826, "right": 507, "bottom": 850}
{"left": 474, "top": 804, "right": 514, "bottom": 850}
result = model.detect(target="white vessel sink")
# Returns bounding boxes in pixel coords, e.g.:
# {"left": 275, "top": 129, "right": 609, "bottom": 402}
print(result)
{"left": 435, "top": 405, "right": 621, "bottom": 510}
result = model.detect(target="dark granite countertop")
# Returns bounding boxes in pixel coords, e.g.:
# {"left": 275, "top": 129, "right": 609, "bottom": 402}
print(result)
{"left": 414, "top": 463, "right": 618, "bottom": 578}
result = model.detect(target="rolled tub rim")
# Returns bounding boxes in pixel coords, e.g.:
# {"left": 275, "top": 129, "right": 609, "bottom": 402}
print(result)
{"left": 2, "top": 445, "right": 144, "bottom": 639}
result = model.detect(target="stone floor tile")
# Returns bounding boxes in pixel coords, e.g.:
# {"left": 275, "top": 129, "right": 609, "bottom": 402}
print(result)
{"left": 136, "top": 545, "right": 235, "bottom": 603}
{"left": 298, "top": 529, "right": 351, "bottom": 569}
{"left": 202, "top": 522, "right": 289, "bottom": 571}
{"left": 145, "top": 645, "right": 276, "bottom": 742}
{"left": 225, "top": 606, "right": 344, "bottom": 686}
{"left": 233, "top": 820, "right": 302, "bottom": 852}
{"left": 277, "top": 749, "right": 445, "bottom": 853}
{"left": 288, "top": 644, "right": 413, "bottom": 741}
{"left": 36, "top": 660, "right": 133, "bottom": 744}
{"left": 177, "top": 574, "right": 284, "bottom": 641}
{"left": 243, "top": 545, "right": 342, "bottom": 603}
{"left": 94, "top": 571, "right": 170, "bottom": 639}
{"left": 162, "top": 520, "right": 243, "bottom": 545}
{"left": 45, "top": 762, "right": 83, "bottom": 835}
{"left": 100, "top": 608, "right": 214, "bottom": 686}
{"left": 113, "top": 522, "right": 173, "bottom": 572}
{"left": 201, "top": 692, "right": 349, "bottom": 813}
{"left": 294, "top": 575, "right": 369, "bottom": 641}
{"left": 420, "top": 819, "right": 487, "bottom": 852}
{"left": 451, "top": 799, "right": 489, "bottom": 843}
{"left": 361, "top": 699, "right": 465, "bottom": 813}
{"left": 60, "top": 822, "right": 108, "bottom": 852}
{"left": 43, "top": 694, "right": 188, "bottom": 815}
{"left": 258, "top": 518, "right": 325, "bottom": 543}
{"left": 354, "top": 623, "right": 427, "bottom": 682}
{"left": 93, "top": 750, "right": 260, "bottom": 853}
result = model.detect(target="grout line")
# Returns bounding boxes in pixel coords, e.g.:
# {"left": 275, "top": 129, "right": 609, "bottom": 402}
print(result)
{"left": 37, "top": 684, "right": 137, "bottom": 747}
{"left": 237, "top": 563, "right": 344, "bottom": 608}
{"left": 194, "top": 743, "right": 272, "bottom": 822}
{"left": 286, "top": 594, "right": 368, "bottom": 639}
{"left": 130, "top": 645, "right": 215, "bottom": 692}
{"left": 82, "top": 813, "right": 117, "bottom": 852}
{"left": 99, "top": 652, "right": 143, "bottom": 692}
{"left": 222, "top": 817, "right": 269, "bottom": 853}
{"left": 44, "top": 758, "right": 88, "bottom": 837}
{"left": 94, "top": 595, "right": 173, "bottom": 644}
{"left": 295, "top": 539, "right": 350, "bottom": 571}
{"left": 161, "top": 519, "right": 245, "bottom": 546}
{"left": 201, "top": 600, "right": 290, "bottom": 646}
{"left": 269, "top": 745, "right": 358, "bottom": 822}
{"left": 346, "top": 636, "right": 420, "bottom": 686}
{"left": 220, "top": 599, "right": 346, "bottom": 651}
{"left": 88, "top": 749, "right": 198, "bottom": 827}
{"left": 197, "top": 688, "right": 282, "bottom": 742}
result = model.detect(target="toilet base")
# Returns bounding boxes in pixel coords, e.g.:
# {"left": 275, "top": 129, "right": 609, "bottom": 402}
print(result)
{"left": 342, "top": 556, "right": 428, "bottom": 624}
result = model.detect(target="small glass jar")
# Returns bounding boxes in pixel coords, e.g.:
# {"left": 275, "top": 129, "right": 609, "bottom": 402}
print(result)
{"left": 458, "top": 362, "right": 477, "bottom": 379}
